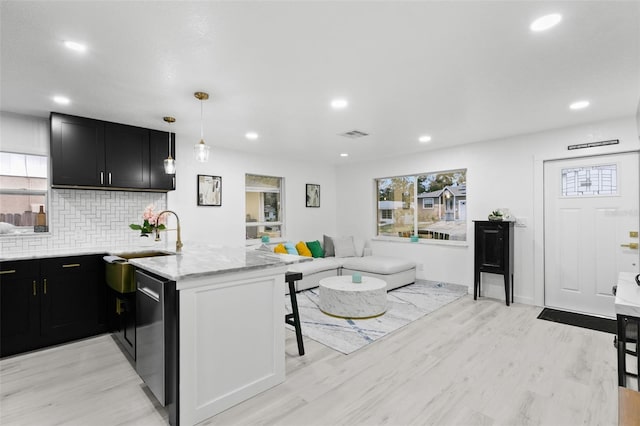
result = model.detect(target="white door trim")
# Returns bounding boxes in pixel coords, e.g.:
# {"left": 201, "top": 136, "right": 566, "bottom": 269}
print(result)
{"left": 533, "top": 148, "right": 640, "bottom": 308}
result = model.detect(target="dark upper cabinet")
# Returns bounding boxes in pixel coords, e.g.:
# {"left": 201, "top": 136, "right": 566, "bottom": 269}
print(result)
{"left": 51, "top": 114, "right": 105, "bottom": 186}
{"left": 0, "top": 255, "right": 106, "bottom": 358}
{"left": 50, "top": 113, "right": 175, "bottom": 192}
{"left": 105, "top": 123, "right": 150, "bottom": 189}
{"left": 149, "top": 129, "right": 176, "bottom": 191}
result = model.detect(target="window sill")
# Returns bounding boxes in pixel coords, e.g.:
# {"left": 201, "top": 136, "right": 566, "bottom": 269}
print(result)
{"left": 372, "top": 236, "right": 468, "bottom": 247}
{"left": 0, "top": 231, "right": 52, "bottom": 238}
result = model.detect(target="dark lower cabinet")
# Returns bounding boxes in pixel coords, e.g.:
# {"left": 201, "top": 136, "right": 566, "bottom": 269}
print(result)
{"left": 0, "top": 261, "right": 40, "bottom": 356}
{"left": 0, "top": 255, "right": 106, "bottom": 358}
{"left": 107, "top": 289, "right": 136, "bottom": 361}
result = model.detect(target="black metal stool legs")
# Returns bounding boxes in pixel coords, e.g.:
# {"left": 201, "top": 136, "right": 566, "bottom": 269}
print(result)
{"left": 285, "top": 272, "right": 305, "bottom": 356}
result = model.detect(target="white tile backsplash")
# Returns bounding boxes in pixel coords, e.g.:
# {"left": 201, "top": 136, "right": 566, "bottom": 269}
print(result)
{"left": 0, "top": 189, "right": 166, "bottom": 254}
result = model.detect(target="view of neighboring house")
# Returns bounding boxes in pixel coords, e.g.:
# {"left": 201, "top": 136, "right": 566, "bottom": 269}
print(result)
{"left": 417, "top": 184, "right": 467, "bottom": 222}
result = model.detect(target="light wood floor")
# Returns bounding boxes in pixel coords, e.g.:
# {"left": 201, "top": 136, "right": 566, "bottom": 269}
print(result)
{"left": 1, "top": 296, "right": 620, "bottom": 426}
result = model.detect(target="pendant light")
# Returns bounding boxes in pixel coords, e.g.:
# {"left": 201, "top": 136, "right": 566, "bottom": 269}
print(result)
{"left": 163, "top": 116, "right": 176, "bottom": 174}
{"left": 194, "top": 91, "right": 210, "bottom": 162}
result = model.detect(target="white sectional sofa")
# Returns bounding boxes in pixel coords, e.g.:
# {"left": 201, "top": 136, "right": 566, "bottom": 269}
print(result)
{"left": 279, "top": 235, "right": 416, "bottom": 293}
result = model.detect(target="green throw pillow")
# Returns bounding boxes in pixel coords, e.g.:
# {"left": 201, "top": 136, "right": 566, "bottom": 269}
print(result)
{"left": 306, "top": 240, "right": 325, "bottom": 258}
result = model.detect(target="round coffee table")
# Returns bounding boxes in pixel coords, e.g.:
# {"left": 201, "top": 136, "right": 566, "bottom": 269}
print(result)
{"left": 319, "top": 275, "right": 387, "bottom": 319}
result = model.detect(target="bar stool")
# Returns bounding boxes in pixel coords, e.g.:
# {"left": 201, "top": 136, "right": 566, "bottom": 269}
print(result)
{"left": 285, "top": 272, "right": 305, "bottom": 356}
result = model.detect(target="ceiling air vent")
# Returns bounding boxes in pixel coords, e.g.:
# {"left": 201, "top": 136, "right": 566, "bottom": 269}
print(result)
{"left": 339, "top": 129, "right": 369, "bottom": 139}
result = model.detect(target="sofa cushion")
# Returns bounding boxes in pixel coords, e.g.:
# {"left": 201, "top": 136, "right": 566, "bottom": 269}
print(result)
{"left": 296, "top": 241, "right": 312, "bottom": 257}
{"left": 274, "top": 243, "right": 287, "bottom": 254}
{"left": 353, "top": 237, "right": 365, "bottom": 257}
{"left": 342, "top": 256, "right": 415, "bottom": 275}
{"left": 306, "top": 240, "right": 325, "bottom": 258}
{"left": 323, "top": 234, "right": 335, "bottom": 257}
{"left": 287, "top": 258, "right": 342, "bottom": 275}
{"left": 333, "top": 236, "right": 356, "bottom": 258}
{"left": 284, "top": 242, "right": 299, "bottom": 255}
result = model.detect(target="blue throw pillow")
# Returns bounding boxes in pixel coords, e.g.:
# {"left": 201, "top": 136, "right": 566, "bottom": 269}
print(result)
{"left": 283, "top": 242, "right": 299, "bottom": 255}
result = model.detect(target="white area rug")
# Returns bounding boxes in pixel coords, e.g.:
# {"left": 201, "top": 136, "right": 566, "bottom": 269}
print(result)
{"left": 285, "top": 280, "right": 468, "bottom": 355}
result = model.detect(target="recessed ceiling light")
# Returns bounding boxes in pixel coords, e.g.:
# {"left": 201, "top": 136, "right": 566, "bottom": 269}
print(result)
{"left": 530, "top": 13, "right": 562, "bottom": 32}
{"left": 331, "top": 99, "right": 348, "bottom": 109}
{"left": 64, "top": 40, "right": 87, "bottom": 53}
{"left": 569, "top": 100, "right": 590, "bottom": 110}
{"left": 245, "top": 132, "right": 259, "bottom": 140}
{"left": 340, "top": 153, "right": 349, "bottom": 157}
{"left": 53, "top": 95, "right": 70, "bottom": 105}
{"left": 418, "top": 135, "right": 432, "bottom": 143}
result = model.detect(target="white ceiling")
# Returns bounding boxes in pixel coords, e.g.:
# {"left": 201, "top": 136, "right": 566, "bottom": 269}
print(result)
{"left": 1, "top": 1, "right": 639, "bottom": 165}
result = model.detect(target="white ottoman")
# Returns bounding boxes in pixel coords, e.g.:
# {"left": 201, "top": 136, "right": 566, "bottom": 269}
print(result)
{"left": 319, "top": 275, "right": 387, "bottom": 319}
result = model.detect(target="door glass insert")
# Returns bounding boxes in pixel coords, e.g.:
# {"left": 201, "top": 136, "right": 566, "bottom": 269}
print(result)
{"left": 561, "top": 164, "right": 617, "bottom": 197}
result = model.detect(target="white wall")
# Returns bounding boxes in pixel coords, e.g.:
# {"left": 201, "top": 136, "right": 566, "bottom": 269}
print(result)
{"left": 335, "top": 116, "right": 640, "bottom": 305}
{"left": 166, "top": 133, "right": 338, "bottom": 248}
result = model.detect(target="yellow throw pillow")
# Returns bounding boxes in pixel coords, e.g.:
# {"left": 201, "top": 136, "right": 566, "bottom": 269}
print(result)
{"left": 296, "top": 241, "right": 312, "bottom": 257}
{"left": 274, "top": 243, "right": 287, "bottom": 254}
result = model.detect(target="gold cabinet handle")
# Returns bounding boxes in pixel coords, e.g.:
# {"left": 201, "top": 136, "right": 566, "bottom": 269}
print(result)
{"left": 0, "top": 270, "right": 16, "bottom": 275}
{"left": 43, "top": 278, "right": 47, "bottom": 294}
{"left": 621, "top": 243, "right": 639, "bottom": 249}
{"left": 62, "top": 263, "right": 81, "bottom": 268}
{"left": 33, "top": 280, "right": 37, "bottom": 296}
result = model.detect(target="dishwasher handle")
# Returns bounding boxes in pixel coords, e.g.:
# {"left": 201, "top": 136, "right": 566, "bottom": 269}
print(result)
{"left": 138, "top": 286, "right": 160, "bottom": 302}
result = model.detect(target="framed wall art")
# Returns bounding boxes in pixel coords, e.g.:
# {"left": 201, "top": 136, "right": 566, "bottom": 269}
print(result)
{"left": 197, "top": 175, "right": 222, "bottom": 206}
{"left": 306, "top": 183, "right": 320, "bottom": 208}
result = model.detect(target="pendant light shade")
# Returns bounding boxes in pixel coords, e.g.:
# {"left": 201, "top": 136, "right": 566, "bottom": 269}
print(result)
{"left": 193, "top": 91, "right": 210, "bottom": 162}
{"left": 163, "top": 116, "right": 176, "bottom": 174}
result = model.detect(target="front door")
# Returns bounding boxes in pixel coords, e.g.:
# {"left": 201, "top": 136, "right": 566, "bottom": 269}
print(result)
{"left": 544, "top": 152, "right": 640, "bottom": 318}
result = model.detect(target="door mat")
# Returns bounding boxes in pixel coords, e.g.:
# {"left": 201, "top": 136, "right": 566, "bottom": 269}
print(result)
{"left": 537, "top": 307, "right": 616, "bottom": 334}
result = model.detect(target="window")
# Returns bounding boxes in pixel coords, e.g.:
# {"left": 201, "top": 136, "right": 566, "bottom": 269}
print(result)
{"left": 377, "top": 176, "right": 415, "bottom": 237}
{"left": 0, "top": 152, "right": 48, "bottom": 233}
{"left": 377, "top": 168, "right": 467, "bottom": 241}
{"left": 245, "top": 174, "right": 284, "bottom": 240}
{"left": 561, "top": 164, "right": 617, "bottom": 196}
{"left": 422, "top": 198, "right": 434, "bottom": 209}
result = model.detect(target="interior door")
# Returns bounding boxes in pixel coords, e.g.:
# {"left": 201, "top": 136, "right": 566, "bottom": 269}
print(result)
{"left": 544, "top": 152, "right": 640, "bottom": 318}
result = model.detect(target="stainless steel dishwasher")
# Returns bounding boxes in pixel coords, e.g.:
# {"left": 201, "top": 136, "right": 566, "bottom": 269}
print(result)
{"left": 135, "top": 269, "right": 169, "bottom": 406}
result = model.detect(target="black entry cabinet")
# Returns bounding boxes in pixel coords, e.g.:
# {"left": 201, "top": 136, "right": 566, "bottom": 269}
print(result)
{"left": 474, "top": 220, "right": 514, "bottom": 306}
{"left": 50, "top": 113, "right": 175, "bottom": 191}
{"left": 0, "top": 255, "right": 107, "bottom": 357}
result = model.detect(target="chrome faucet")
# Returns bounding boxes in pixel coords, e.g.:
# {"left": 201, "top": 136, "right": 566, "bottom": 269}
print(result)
{"left": 155, "top": 210, "right": 183, "bottom": 253}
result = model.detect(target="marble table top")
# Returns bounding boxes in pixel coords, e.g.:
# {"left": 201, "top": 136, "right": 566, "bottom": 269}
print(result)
{"left": 615, "top": 272, "right": 640, "bottom": 317}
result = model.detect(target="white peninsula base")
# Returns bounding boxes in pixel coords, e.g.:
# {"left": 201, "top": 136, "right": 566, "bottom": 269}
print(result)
{"left": 178, "top": 266, "right": 287, "bottom": 425}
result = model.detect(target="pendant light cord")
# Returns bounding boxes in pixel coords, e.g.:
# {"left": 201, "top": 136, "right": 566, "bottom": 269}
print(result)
{"left": 200, "top": 100, "right": 204, "bottom": 141}
{"left": 168, "top": 123, "right": 172, "bottom": 156}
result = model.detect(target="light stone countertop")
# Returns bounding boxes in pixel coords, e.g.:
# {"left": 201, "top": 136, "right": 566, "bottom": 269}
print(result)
{"left": 0, "top": 243, "right": 174, "bottom": 261}
{"left": 0, "top": 242, "right": 311, "bottom": 282}
{"left": 128, "top": 245, "right": 310, "bottom": 281}
{"left": 615, "top": 271, "right": 640, "bottom": 317}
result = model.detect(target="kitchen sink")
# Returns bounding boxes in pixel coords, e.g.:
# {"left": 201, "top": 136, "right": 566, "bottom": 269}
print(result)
{"left": 105, "top": 250, "right": 173, "bottom": 293}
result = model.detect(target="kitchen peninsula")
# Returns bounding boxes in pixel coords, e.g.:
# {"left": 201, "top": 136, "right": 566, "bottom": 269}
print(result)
{"left": 128, "top": 245, "right": 304, "bottom": 425}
